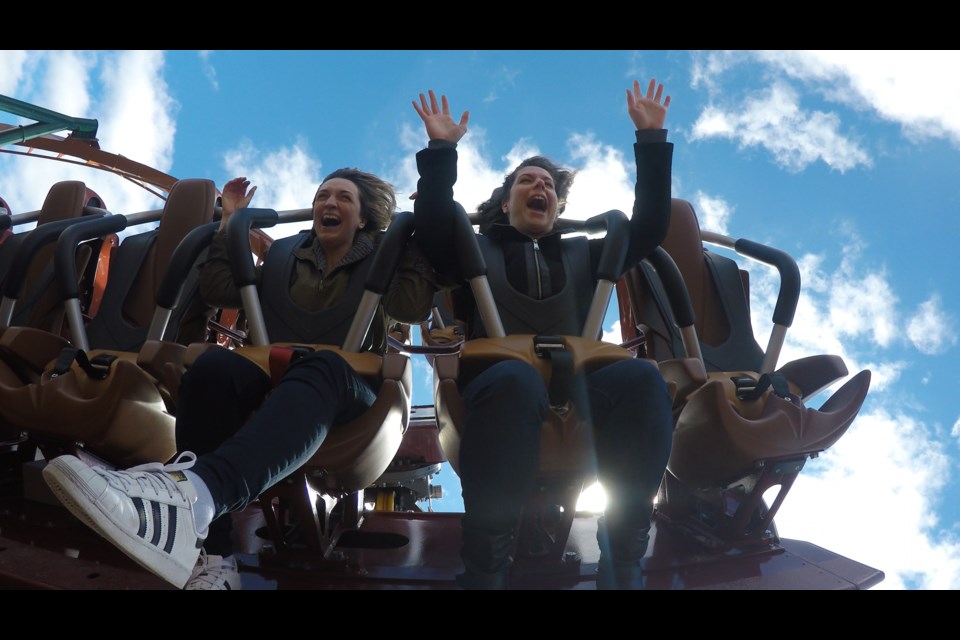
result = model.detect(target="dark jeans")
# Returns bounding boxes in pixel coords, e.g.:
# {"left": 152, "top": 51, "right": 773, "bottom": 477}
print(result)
{"left": 176, "top": 347, "right": 376, "bottom": 555}
{"left": 459, "top": 358, "right": 673, "bottom": 537}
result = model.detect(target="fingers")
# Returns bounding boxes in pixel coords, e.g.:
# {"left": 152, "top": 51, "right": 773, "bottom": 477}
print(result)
{"left": 459, "top": 110, "right": 470, "bottom": 128}
{"left": 414, "top": 90, "right": 454, "bottom": 117}
{"left": 628, "top": 78, "right": 668, "bottom": 106}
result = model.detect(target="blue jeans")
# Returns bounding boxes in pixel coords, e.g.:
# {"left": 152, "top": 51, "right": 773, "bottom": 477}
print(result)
{"left": 176, "top": 348, "right": 376, "bottom": 555}
{"left": 459, "top": 358, "right": 673, "bottom": 537}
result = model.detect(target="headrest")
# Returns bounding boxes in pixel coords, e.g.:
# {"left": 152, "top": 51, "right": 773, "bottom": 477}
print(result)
{"left": 38, "top": 181, "right": 89, "bottom": 225}
{"left": 660, "top": 200, "right": 709, "bottom": 323}
{"left": 152, "top": 178, "right": 218, "bottom": 274}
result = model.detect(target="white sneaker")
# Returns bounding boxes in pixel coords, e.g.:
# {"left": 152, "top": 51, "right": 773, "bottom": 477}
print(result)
{"left": 185, "top": 551, "right": 242, "bottom": 590}
{"left": 42, "top": 452, "right": 207, "bottom": 589}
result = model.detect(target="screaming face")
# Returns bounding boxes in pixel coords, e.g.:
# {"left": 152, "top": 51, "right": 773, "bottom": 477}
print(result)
{"left": 502, "top": 166, "right": 559, "bottom": 239}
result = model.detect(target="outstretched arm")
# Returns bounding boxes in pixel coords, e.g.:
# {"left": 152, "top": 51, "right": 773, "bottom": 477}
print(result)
{"left": 622, "top": 79, "right": 674, "bottom": 271}
{"left": 412, "top": 90, "right": 471, "bottom": 282}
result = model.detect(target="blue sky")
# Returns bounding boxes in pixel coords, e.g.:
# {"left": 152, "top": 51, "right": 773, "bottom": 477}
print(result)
{"left": 1, "top": 50, "right": 958, "bottom": 590}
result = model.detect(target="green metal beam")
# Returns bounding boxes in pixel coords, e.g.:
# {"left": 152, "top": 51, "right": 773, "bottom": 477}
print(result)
{"left": 0, "top": 94, "right": 98, "bottom": 148}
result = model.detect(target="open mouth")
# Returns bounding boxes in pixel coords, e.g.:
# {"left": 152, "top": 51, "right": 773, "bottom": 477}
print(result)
{"left": 320, "top": 215, "right": 342, "bottom": 227}
{"left": 527, "top": 196, "right": 548, "bottom": 213}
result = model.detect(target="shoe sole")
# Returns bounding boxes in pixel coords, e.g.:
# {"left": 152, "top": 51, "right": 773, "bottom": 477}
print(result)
{"left": 43, "top": 459, "right": 196, "bottom": 589}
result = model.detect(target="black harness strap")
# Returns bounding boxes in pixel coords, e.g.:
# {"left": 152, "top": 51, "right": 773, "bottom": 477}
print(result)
{"left": 734, "top": 372, "right": 795, "bottom": 402}
{"left": 51, "top": 347, "right": 117, "bottom": 380}
{"left": 534, "top": 335, "right": 580, "bottom": 411}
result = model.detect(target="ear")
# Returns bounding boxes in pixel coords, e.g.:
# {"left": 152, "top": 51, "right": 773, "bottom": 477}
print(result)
{"left": 501, "top": 200, "right": 509, "bottom": 214}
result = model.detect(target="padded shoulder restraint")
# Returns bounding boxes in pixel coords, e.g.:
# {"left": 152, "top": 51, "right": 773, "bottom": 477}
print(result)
{"left": 700, "top": 251, "right": 764, "bottom": 372}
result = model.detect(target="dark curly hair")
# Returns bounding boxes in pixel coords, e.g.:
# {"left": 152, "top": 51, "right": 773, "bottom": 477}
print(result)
{"left": 315, "top": 168, "right": 396, "bottom": 233}
{"left": 475, "top": 156, "right": 576, "bottom": 234}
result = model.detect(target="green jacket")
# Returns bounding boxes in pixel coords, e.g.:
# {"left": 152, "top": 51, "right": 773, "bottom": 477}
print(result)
{"left": 199, "top": 228, "right": 444, "bottom": 354}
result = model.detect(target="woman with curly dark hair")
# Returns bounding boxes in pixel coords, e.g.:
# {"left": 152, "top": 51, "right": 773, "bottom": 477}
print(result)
{"left": 412, "top": 80, "right": 675, "bottom": 590}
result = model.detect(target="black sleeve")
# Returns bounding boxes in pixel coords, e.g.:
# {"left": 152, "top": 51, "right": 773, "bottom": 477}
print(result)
{"left": 621, "top": 137, "right": 674, "bottom": 275}
{"left": 587, "top": 136, "right": 674, "bottom": 278}
{"left": 413, "top": 140, "right": 465, "bottom": 283}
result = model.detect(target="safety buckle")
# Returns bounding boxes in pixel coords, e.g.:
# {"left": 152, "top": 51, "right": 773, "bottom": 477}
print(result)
{"left": 731, "top": 375, "right": 757, "bottom": 400}
{"left": 534, "top": 335, "right": 565, "bottom": 359}
{"left": 88, "top": 354, "right": 118, "bottom": 379}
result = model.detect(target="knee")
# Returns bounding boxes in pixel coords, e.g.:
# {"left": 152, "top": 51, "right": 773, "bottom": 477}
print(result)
{"left": 611, "top": 359, "right": 669, "bottom": 397}
{"left": 592, "top": 360, "right": 672, "bottom": 420}
{"left": 182, "top": 348, "right": 249, "bottom": 391}
{"left": 466, "top": 360, "right": 547, "bottom": 407}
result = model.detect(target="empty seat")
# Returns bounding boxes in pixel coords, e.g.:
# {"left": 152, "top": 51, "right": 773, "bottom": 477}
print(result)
{"left": 0, "top": 179, "right": 218, "bottom": 467}
{"left": 619, "top": 198, "right": 872, "bottom": 546}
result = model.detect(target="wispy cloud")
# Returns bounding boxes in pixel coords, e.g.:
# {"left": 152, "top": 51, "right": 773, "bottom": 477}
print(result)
{"left": 690, "top": 51, "right": 960, "bottom": 165}
{"left": 483, "top": 65, "right": 521, "bottom": 104}
{"left": 754, "top": 51, "right": 960, "bottom": 147}
{"left": 98, "top": 50, "right": 176, "bottom": 218}
{"left": 907, "top": 295, "right": 957, "bottom": 355}
{"left": 199, "top": 51, "right": 219, "bottom": 91}
{"left": 692, "top": 190, "right": 732, "bottom": 235}
{"left": 690, "top": 80, "right": 871, "bottom": 173}
{"left": 0, "top": 50, "right": 29, "bottom": 95}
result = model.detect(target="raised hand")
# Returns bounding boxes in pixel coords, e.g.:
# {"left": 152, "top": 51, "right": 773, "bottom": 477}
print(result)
{"left": 219, "top": 176, "right": 257, "bottom": 230}
{"left": 626, "top": 79, "right": 671, "bottom": 131}
{"left": 413, "top": 90, "right": 469, "bottom": 144}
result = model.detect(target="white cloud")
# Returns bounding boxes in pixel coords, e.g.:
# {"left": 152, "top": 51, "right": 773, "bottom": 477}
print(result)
{"left": 689, "top": 51, "right": 960, "bottom": 155}
{"left": 97, "top": 50, "right": 176, "bottom": 218}
{"left": 690, "top": 51, "right": 743, "bottom": 93}
{"left": 692, "top": 190, "right": 731, "bottom": 235}
{"left": 565, "top": 133, "right": 633, "bottom": 221}
{"left": 953, "top": 417, "right": 960, "bottom": 442}
{"left": 199, "top": 51, "right": 219, "bottom": 91}
{"left": 0, "top": 50, "right": 30, "bottom": 96}
{"left": 39, "top": 51, "right": 94, "bottom": 118}
{"left": 222, "top": 138, "right": 322, "bottom": 239}
{"left": 754, "top": 51, "right": 960, "bottom": 147}
{"left": 906, "top": 295, "right": 956, "bottom": 355}
{"left": 602, "top": 319, "right": 622, "bottom": 345}
{"left": 690, "top": 80, "right": 871, "bottom": 173}
{"left": 482, "top": 65, "right": 521, "bottom": 104}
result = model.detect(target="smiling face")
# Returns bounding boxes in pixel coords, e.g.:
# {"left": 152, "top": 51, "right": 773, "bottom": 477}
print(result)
{"left": 502, "top": 166, "right": 559, "bottom": 239}
{"left": 312, "top": 177, "right": 365, "bottom": 252}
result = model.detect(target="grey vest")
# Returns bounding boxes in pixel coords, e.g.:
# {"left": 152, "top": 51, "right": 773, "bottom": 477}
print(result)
{"left": 259, "top": 231, "right": 373, "bottom": 349}
{"left": 475, "top": 234, "right": 594, "bottom": 337}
